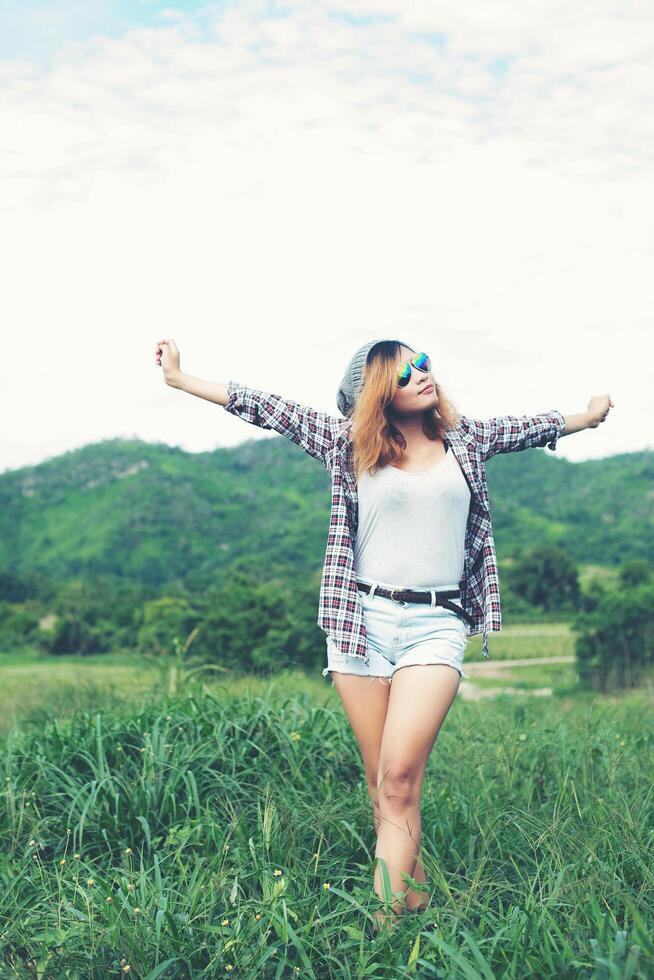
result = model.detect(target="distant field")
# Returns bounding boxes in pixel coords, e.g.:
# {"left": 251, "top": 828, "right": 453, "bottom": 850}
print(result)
{"left": 464, "top": 621, "right": 576, "bottom": 663}
{"left": 0, "top": 623, "right": 576, "bottom": 733}
{"left": 0, "top": 654, "right": 163, "bottom": 737}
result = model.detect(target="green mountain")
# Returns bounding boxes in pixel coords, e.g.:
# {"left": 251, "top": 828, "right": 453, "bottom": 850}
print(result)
{"left": 1, "top": 436, "right": 652, "bottom": 590}
{"left": 485, "top": 448, "right": 654, "bottom": 564}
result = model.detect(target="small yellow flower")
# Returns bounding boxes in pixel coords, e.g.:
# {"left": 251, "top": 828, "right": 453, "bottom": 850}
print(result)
{"left": 124, "top": 848, "right": 132, "bottom": 855}
{"left": 226, "top": 966, "right": 233, "bottom": 973}
{"left": 29, "top": 840, "right": 36, "bottom": 846}
{"left": 255, "top": 913, "right": 261, "bottom": 920}
{"left": 133, "top": 907, "right": 141, "bottom": 915}
{"left": 59, "top": 859, "right": 66, "bottom": 866}
{"left": 106, "top": 896, "right": 113, "bottom": 903}
{"left": 120, "top": 959, "right": 127, "bottom": 966}
{"left": 273, "top": 869, "right": 282, "bottom": 876}
{"left": 73, "top": 853, "right": 80, "bottom": 860}
{"left": 290, "top": 731, "right": 301, "bottom": 741}
{"left": 221, "top": 918, "right": 229, "bottom": 926}
{"left": 323, "top": 882, "right": 331, "bottom": 890}
{"left": 122, "top": 966, "right": 131, "bottom": 974}
{"left": 127, "top": 883, "right": 135, "bottom": 892}
{"left": 86, "top": 879, "right": 95, "bottom": 887}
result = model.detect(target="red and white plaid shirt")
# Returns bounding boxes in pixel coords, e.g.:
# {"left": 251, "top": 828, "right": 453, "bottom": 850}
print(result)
{"left": 224, "top": 381, "right": 566, "bottom": 662}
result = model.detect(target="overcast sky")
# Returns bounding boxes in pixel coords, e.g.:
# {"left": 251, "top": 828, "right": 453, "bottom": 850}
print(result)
{"left": 1, "top": 0, "right": 652, "bottom": 474}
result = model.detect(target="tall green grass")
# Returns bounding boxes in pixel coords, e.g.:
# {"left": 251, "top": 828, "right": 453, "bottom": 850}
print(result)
{"left": 1, "top": 669, "right": 653, "bottom": 978}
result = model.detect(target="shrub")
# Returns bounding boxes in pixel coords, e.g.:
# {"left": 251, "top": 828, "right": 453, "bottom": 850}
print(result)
{"left": 572, "top": 579, "right": 654, "bottom": 691}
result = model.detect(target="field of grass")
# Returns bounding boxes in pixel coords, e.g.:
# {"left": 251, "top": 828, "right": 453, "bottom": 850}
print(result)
{"left": 0, "top": 621, "right": 576, "bottom": 738}
{"left": 465, "top": 662, "right": 579, "bottom": 693}
{"left": 0, "top": 653, "right": 163, "bottom": 740}
{"left": 1, "top": 638, "right": 653, "bottom": 978}
{"left": 464, "top": 621, "right": 576, "bottom": 663}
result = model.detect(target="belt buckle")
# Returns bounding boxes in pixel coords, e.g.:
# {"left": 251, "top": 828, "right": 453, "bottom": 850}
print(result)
{"left": 390, "top": 588, "right": 404, "bottom": 604}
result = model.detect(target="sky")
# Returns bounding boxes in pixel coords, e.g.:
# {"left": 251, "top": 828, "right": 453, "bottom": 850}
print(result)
{"left": 1, "top": 0, "right": 652, "bottom": 474}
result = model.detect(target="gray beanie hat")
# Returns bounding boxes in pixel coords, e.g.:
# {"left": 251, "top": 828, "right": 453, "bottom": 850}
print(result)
{"left": 336, "top": 338, "right": 414, "bottom": 418}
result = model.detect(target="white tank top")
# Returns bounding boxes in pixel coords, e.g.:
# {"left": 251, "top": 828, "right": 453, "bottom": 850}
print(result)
{"left": 353, "top": 445, "right": 471, "bottom": 591}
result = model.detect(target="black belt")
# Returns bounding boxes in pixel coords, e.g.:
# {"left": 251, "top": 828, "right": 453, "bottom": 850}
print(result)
{"left": 356, "top": 581, "right": 476, "bottom": 627}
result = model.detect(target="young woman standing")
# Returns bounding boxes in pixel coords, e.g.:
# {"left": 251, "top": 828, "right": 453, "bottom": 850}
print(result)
{"left": 155, "top": 336, "right": 613, "bottom": 931}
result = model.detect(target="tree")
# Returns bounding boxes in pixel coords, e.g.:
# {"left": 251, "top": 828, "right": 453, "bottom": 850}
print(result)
{"left": 505, "top": 545, "right": 580, "bottom": 612}
{"left": 618, "top": 559, "right": 652, "bottom": 588}
{"left": 573, "top": 580, "right": 654, "bottom": 691}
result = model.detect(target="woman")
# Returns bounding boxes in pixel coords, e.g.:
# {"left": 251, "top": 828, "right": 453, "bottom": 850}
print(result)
{"left": 155, "top": 336, "right": 613, "bottom": 930}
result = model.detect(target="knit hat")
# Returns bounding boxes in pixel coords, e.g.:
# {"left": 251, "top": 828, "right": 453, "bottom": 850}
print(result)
{"left": 336, "top": 338, "right": 414, "bottom": 418}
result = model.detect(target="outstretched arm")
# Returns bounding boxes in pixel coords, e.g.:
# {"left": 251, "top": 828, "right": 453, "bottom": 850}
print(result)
{"left": 155, "top": 338, "right": 342, "bottom": 468}
{"left": 473, "top": 409, "right": 566, "bottom": 459}
{"left": 219, "top": 380, "right": 341, "bottom": 467}
{"left": 471, "top": 394, "right": 614, "bottom": 461}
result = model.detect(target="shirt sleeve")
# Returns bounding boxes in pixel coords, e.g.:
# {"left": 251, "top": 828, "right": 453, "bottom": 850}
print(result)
{"left": 222, "top": 381, "right": 342, "bottom": 467}
{"left": 469, "top": 410, "right": 566, "bottom": 461}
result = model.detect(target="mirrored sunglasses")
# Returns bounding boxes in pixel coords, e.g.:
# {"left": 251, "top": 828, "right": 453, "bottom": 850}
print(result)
{"left": 397, "top": 351, "right": 432, "bottom": 387}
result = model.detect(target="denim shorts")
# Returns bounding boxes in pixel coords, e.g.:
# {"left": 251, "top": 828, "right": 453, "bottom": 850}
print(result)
{"left": 322, "top": 581, "right": 470, "bottom": 685}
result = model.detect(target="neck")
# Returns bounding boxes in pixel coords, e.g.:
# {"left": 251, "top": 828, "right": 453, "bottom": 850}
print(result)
{"left": 387, "top": 410, "right": 430, "bottom": 445}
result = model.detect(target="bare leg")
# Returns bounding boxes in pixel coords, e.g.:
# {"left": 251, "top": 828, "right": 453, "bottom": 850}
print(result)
{"left": 330, "top": 666, "right": 459, "bottom": 929}
{"left": 404, "top": 836, "right": 429, "bottom": 912}
{"left": 373, "top": 774, "right": 429, "bottom": 910}
{"left": 330, "top": 672, "right": 391, "bottom": 929}
{"left": 374, "top": 664, "right": 460, "bottom": 922}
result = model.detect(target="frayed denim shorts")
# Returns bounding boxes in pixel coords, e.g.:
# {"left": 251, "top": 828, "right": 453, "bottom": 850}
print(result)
{"left": 322, "top": 579, "right": 470, "bottom": 686}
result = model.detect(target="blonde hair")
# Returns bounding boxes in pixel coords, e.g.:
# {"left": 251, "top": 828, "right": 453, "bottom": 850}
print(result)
{"left": 350, "top": 341, "right": 461, "bottom": 480}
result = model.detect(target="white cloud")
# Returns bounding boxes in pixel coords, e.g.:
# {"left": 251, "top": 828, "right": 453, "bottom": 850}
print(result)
{"left": 0, "top": 0, "right": 651, "bottom": 472}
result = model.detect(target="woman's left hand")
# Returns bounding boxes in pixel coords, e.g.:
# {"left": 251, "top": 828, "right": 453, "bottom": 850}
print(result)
{"left": 586, "top": 394, "right": 614, "bottom": 428}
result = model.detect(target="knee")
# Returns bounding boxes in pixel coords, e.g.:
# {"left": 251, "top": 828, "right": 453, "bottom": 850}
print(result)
{"left": 377, "top": 762, "right": 420, "bottom": 807}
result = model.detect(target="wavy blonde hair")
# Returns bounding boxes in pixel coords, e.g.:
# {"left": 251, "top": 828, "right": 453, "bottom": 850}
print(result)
{"left": 350, "top": 341, "right": 462, "bottom": 480}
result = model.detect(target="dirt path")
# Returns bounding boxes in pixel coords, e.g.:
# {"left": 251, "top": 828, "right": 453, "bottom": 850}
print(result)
{"left": 459, "top": 655, "right": 575, "bottom": 700}
{"left": 464, "top": 655, "right": 574, "bottom": 676}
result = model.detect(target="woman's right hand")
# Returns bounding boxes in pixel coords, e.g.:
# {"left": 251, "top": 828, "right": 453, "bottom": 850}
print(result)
{"left": 155, "top": 338, "right": 182, "bottom": 386}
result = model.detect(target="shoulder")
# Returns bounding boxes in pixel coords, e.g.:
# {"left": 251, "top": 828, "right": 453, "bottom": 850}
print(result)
{"left": 333, "top": 417, "right": 353, "bottom": 443}
{"left": 444, "top": 414, "right": 481, "bottom": 447}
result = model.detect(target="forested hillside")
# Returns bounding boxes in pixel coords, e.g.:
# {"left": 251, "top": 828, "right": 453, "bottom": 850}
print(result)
{"left": 1, "top": 436, "right": 652, "bottom": 590}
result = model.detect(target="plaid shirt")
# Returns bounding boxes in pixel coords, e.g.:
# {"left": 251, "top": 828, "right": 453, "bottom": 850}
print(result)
{"left": 223, "top": 381, "right": 566, "bottom": 662}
